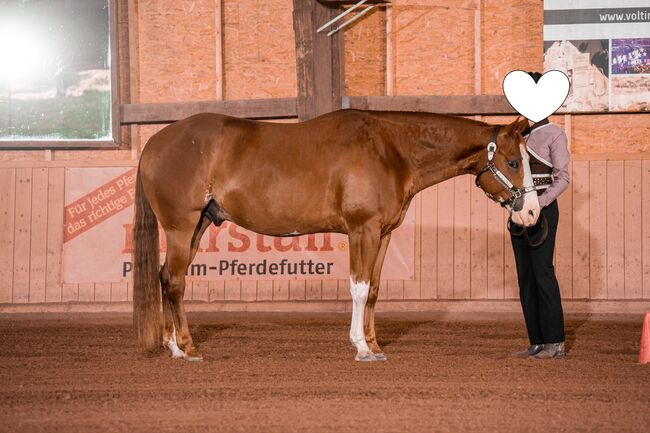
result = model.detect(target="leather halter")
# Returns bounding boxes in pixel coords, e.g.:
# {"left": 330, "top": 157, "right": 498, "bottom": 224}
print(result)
{"left": 474, "top": 125, "right": 536, "bottom": 208}
{"left": 474, "top": 125, "right": 549, "bottom": 247}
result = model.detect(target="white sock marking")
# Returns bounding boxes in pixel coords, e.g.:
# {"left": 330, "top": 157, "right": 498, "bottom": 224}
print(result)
{"left": 167, "top": 326, "right": 186, "bottom": 358}
{"left": 349, "top": 278, "right": 372, "bottom": 358}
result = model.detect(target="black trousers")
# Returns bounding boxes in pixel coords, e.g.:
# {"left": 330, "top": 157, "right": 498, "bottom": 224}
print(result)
{"left": 510, "top": 200, "right": 565, "bottom": 345}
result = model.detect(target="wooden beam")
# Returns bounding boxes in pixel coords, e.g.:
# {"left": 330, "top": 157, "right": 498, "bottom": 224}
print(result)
{"left": 293, "top": 0, "right": 345, "bottom": 121}
{"left": 346, "top": 95, "right": 517, "bottom": 115}
{"left": 120, "top": 98, "right": 298, "bottom": 124}
{"left": 317, "top": 0, "right": 389, "bottom": 6}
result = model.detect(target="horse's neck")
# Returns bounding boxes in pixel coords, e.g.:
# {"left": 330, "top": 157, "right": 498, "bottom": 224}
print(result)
{"left": 394, "top": 115, "right": 489, "bottom": 195}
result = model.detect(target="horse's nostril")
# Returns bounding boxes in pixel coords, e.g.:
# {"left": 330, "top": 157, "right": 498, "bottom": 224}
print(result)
{"left": 528, "top": 209, "right": 534, "bottom": 217}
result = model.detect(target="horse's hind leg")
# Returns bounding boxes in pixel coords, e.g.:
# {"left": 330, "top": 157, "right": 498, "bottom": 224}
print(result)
{"left": 160, "top": 212, "right": 210, "bottom": 360}
{"left": 364, "top": 233, "right": 391, "bottom": 360}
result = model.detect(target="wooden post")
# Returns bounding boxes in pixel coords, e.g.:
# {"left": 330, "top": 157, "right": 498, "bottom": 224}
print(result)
{"left": 215, "top": 0, "right": 223, "bottom": 100}
{"left": 293, "top": 0, "right": 345, "bottom": 121}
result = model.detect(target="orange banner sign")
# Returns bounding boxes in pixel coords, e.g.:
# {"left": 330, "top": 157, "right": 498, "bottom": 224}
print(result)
{"left": 62, "top": 168, "right": 415, "bottom": 283}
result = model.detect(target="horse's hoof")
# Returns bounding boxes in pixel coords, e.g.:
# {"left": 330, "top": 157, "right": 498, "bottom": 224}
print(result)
{"left": 374, "top": 353, "right": 387, "bottom": 361}
{"left": 355, "top": 352, "right": 377, "bottom": 362}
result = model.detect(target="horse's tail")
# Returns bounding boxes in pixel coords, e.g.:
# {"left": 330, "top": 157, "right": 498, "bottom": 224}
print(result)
{"left": 132, "top": 169, "right": 161, "bottom": 351}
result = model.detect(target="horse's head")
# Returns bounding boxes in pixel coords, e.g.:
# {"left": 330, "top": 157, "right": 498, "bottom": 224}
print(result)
{"left": 475, "top": 117, "right": 540, "bottom": 227}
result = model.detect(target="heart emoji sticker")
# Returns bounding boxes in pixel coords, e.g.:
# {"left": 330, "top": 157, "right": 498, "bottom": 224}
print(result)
{"left": 502, "top": 70, "right": 570, "bottom": 123}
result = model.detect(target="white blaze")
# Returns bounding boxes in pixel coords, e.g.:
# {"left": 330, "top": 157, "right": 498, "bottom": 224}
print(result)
{"left": 511, "top": 144, "right": 540, "bottom": 227}
{"left": 349, "top": 278, "right": 373, "bottom": 360}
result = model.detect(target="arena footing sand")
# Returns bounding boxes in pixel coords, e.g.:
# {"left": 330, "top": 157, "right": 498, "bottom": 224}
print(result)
{"left": 1, "top": 312, "right": 648, "bottom": 433}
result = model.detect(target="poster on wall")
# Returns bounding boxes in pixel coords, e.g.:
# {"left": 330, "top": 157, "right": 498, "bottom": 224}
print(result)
{"left": 62, "top": 167, "right": 415, "bottom": 284}
{"left": 544, "top": 0, "right": 650, "bottom": 111}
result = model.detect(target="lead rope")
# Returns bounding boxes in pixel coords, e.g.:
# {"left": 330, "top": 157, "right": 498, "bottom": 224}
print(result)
{"left": 507, "top": 213, "right": 548, "bottom": 248}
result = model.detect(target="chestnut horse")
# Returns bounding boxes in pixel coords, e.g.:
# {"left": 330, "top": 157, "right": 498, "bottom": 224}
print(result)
{"left": 133, "top": 109, "right": 539, "bottom": 362}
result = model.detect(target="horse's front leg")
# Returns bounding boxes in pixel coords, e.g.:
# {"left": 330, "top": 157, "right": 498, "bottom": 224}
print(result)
{"left": 364, "top": 233, "right": 391, "bottom": 361}
{"left": 347, "top": 221, "right": 382, "bottom": 362}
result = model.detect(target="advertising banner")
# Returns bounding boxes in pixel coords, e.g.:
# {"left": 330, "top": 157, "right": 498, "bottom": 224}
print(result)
{"left": 62, "top": 167, "right": 415, "bottom": 284}
{"left": 544, "top": 0, "right": 650, "bottom": 111}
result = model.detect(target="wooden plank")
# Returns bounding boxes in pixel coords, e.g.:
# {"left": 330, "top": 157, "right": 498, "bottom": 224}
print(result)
{"left": 193, "top": 280, "right": 209, "bottom": 302}
{"left": 555, "top": 171, "right": 573, "bottom": 299}
{"left": 78, "top": 282, "right": 95, "bottom": 302}
{"left": 0, "top": 140, "right": 119, "bottom": 150}
{"left": 317, "top": 0, "right": 388, "bottom": 6}
{"left": 453, "top": 176, "right": 471, "bottom": 299}
{"left": 110, "top": 282, "right": 128, "bottom": 302}
{"left": 240, "top": 280, "right": 257, "bottom": 301}
{"left": 606, "top": 161, "right": 625, "bottom": 299}
{"left": 94, "top": 282, "right": 111, "bottom": 302}
{"left": 45, "top": 168, "right": 64, "bottom": 302}
{"left": 337, "top": 278, "right": 351, "bottom": 301}
{"left": 470, "top": 181, "right": 487, "bottom": 299}
{"left": 62, "top": 283, "right": 79, "bottom": 302}
{"left": 0, "top": 160, "right": 138, "bottom": 169}
{"left": 643, "top": 161, "right": 650, "bottom": 299}
{"left": 624, "top": 160, "right": 643, "bottom": 299}
{"left": 274, "top": 280, "right": 289, "bottom": 301}
{"left": 208, "top": 280, "right": 225, "bottom": 302}
{"left": 0, "top": 169, "right": 16, "bottom": 303}
{"left": 256, "top": 280, "right": 274, "bottom": 301}
{"left": 289, "top": 280, "right": 306, "bottom": 301}
{"left": 420, "top": 186, "right": 437, "bottom": 299}
{"left": 572, "top": 161, "right": 590, "bottom": 299}
{"left": 306, "top": 280, "right": 322, "bottom": 300}
{"left": 589, "top": 161, "right": 607, "bottom": 299}
{"left": 346, "top": 95, "right": 516, "bottom": 115}
{"left": 224, "top": 280, "right": 241, "bottom": 301}
{"left": 215, "top": 0, "right": 223, "bottom": 100}
{"left": 385, "top": 5, "right": 394, "bottom": 96}
{"left": 437, "top": 179, "right": 454, "bottom": 299}
{"left": 387, "top": 280, "right": 404, "bottom": 300}
{"left": 121, "top": 98, "right": 298, "bottom": 124}
{"left": 12, "top": 168, "right": 32, "bottom": 303}
{"left": 486, "top": 202, "right": 505, "bottom": 299}
{"left": 403, "top": 194, "right": 421, "bottom": 299}
{"left": 28, "top": 168, "right": 48, "bottom": 303}
{"left": 322, "top": 280, "right": 338, "bottom": 300}
{"left": 345, "top": 96, "right": 647, "bottom": 117}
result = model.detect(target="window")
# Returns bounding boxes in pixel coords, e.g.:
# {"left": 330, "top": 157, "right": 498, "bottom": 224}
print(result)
{"left": 0, "top": 0, "right": 119, "bottom": 148}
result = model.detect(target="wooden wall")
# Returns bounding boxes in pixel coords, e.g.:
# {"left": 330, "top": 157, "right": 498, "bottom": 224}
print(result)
{"left": 1, "top": 157, "right": 649, "bottom": 304}
{"left": 1, "top": 0, "right": 649, "bottom": 307}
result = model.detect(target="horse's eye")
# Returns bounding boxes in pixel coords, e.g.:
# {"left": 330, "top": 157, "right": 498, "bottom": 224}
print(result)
{"left": 508, "top": 160, "right": 519, "bottom": 169}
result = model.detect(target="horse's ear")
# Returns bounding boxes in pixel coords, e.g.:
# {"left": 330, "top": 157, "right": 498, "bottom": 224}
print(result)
{"left": 505, "top": 116, "right": 529, "bottom": 136}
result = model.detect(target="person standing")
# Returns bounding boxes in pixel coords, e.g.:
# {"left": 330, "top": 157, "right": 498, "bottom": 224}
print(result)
{"left": 511, "top": 91, "right": 570, "bottom": 359}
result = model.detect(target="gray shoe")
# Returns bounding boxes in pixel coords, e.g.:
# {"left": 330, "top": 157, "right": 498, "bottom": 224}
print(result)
{"left": 512, "top": 344, "right": 544, "bottom": 358}
{"left": 533, "top": 342, "right": 566, "bottom": 359}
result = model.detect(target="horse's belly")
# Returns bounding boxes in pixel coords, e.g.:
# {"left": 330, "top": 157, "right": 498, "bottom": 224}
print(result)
{"left": 215, "top": 183, "right": 340, "bottom": 236}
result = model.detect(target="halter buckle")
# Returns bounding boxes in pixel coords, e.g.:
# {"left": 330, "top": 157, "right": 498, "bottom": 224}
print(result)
{"left": 487, "top": 142, "right": 496, "bottom": 161}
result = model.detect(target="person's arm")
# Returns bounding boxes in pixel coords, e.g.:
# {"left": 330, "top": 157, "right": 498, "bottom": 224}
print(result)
{"left": 538, "top": 131, "right": 570, "bottom": 208}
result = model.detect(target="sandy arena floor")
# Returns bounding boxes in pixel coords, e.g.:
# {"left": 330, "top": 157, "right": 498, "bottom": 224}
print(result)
{"left": 1, "top": 312, "right": 648, "bottom": 433}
